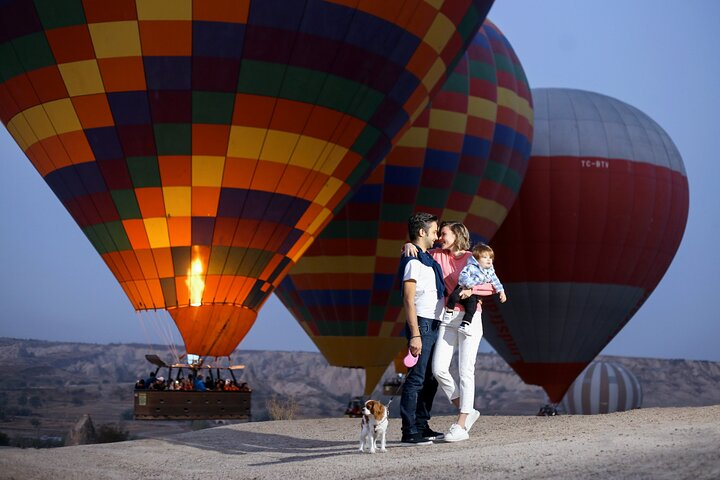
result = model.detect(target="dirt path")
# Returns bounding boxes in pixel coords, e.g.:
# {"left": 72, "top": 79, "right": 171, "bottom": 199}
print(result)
{"left": 1, "top": 406, "right": 718, "bottom": 479}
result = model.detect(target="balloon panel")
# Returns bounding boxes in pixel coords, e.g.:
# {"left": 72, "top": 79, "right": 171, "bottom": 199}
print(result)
{"left": 0, "top": 0, "right": 494, "bottom": 355}
{"left": 484, "top": 283, "right": 645, "bottom": 365}
{"left": 457, "top": 20, "right": 533, "bottom": 242}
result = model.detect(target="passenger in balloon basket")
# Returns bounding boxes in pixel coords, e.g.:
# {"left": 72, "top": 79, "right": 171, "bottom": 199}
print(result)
{"left": 443, "top": 243, "right": 507, "bottom": 337}
{"left": 149, "top": 376, "right": 166, "bottom": 390}
{"left": 403, "top": 222, "right": 488, "bottom": 442}
{"left": 398, "top": 212, "right": 444, "bottom": 445}
{"left": 192, "top": 374, "right": 206, "bottom": 392}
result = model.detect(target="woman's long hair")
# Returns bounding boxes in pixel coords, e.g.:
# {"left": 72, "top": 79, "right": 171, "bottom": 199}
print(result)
{"left": 439, "top": 221, "right": 470, "bottom": 252}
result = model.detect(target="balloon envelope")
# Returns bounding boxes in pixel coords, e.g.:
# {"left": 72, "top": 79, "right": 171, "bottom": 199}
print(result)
{"left": 0, "top": 0, "right": 494, "bottom": 356}
{"left": 447, "top": 20, "right": 533, "bottom": 242}
{"left": 276, "top": 20, "right": 533, "bottom": 393}
{"left": 482, "top": 88, "right": 689, "bottom": 402}
{"left": 561, "top": 361, "right": 642, "bottom": 414}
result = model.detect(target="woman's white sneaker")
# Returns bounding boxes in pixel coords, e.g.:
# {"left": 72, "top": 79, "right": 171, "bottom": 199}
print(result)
{"left": 465, "top": 409, "right": 480, "bottom": 433}
{"left": 444, "top": 423, "right": 469, "bottom": 442}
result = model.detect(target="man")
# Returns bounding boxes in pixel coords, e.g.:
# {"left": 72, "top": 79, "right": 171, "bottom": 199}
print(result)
{"left": 399, "top": 212, "right": 445, "bottom": 444}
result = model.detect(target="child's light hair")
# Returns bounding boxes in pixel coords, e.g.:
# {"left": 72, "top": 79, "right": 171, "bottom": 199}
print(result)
{"left": 472, "top": 243, "right": 494, "bottom": 260}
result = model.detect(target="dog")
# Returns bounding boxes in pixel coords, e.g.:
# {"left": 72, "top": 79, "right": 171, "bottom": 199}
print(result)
{"left": 358, "top": 399, "right": 388, "bottom": 453}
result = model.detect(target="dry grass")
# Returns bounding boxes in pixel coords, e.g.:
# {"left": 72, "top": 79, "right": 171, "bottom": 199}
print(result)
{"left": 265, "top": 395, "right": 299, "bottom": 421}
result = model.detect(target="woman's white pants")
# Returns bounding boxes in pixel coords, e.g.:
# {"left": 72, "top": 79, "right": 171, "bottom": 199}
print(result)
{"left": 432, "top": 309, "right": 483, "bottom": 414}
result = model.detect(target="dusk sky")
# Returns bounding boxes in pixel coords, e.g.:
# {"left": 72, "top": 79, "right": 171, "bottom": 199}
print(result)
{"left": 1, "top": 1, "right": 718, "bottom": 362}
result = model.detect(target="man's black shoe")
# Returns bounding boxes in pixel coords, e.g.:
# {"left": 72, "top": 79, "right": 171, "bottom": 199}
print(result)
{"left": 421, "top": 428, "right": 445, "bottom": 441}
{"left": 401, "top": 433, "right": 433, "bottom": 445}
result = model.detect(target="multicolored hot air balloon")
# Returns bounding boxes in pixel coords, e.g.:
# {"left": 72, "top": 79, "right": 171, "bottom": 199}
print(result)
{"left": 416, "top": 20, "right": 533, "bottom": 243}
{"left": 561, "top": 361, "right": 643, "bottom": 415}
{"left": 482, "top": 88, "right": 689, "bottom": 403}
{"left": 276, "top": 20, "right": 533, "bottom": 394}
{"left": 0, "top": 0, "right": 495, "bottom": 356}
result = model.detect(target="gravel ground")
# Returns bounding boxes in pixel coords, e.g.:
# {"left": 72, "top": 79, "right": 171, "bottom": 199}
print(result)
{"left": 0, "top": 405, "right": 718, "bottom": 480}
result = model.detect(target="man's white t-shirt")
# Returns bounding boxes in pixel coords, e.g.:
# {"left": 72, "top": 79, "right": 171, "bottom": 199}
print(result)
{"left": 403, "top": 259, "right": 441, "bottom": 319}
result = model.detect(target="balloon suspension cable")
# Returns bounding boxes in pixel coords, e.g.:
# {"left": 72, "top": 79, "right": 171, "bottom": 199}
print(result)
{"left": 136, "top": 310, "right": 156, "bottom": 355}
{"left": 154, "top": 309, "right": 181, "bottom": 363}
{"left": 136, "top": 310, "right": 181, "bottom": 364}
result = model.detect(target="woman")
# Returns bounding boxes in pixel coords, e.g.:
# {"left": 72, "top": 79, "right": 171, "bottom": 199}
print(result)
{"left": 405, "top": 221, "right": 483, "bottom": 442}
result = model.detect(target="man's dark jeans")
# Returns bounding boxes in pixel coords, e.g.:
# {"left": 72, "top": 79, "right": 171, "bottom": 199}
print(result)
{"left": 400, "top": 316, "right": 440, "bottom": 437}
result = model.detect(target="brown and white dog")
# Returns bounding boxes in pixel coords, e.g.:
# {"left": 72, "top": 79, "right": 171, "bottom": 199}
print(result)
{"left": 358, "top": 399, "right": 388, "bottom": 453}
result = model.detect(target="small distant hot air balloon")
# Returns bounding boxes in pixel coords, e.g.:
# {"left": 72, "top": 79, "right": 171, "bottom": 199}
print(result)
{"left": 276, "top": 20, "right": 533, "bottom": 394}
{"left": 561, "top": 361, "right": 642, "bottom": 415}
{"left": 482, "top": 88, "right": 689, "bottom": 403}
{"left": 0, "top": 0, "right": 494, "bottom": 357}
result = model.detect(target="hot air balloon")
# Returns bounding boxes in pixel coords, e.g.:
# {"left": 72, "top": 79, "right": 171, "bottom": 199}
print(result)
{"left": 0, "top": 0, "right": 495, "bottom": 357}
{"left": 482, "top": 88, "right": 689, "bottom": 404}
{"left": 417, "top": 20, "right": 533, "bottom": 243}
{"left": 275, "top": 20, "right": 533, "bottom": 394}
{"left": 561, "top": 360, "right": 642, "bottom": 415}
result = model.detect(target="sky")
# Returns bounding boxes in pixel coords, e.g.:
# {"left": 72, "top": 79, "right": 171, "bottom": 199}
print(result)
{"left": 1, "top": 1, "right": 718, "bottom": 362}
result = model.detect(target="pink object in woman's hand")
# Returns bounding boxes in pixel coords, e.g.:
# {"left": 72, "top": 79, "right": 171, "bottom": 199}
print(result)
{"left": 403, "top": 348, "right": 419, "bottom": 368}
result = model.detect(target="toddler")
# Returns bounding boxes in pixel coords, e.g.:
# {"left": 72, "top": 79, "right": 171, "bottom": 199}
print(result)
{"left": 443, "top": 243, "right": 507, "bottom": 336}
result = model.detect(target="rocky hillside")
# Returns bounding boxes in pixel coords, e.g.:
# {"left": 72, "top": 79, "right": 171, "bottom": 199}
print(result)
{"left": 0, "top": 337, "right": 718, "bottom": 442}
